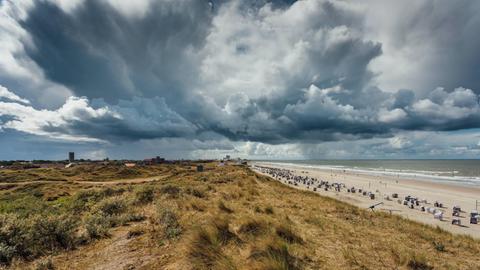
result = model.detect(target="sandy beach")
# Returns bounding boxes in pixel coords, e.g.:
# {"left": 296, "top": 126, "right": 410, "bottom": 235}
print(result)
{"left": 252, "top": 161, "right": 480, "bottom": 238}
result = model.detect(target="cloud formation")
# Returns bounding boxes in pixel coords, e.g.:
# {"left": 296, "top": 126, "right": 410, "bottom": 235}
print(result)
{"left": 1, "top": 0, "right": 480, "bottom": 159}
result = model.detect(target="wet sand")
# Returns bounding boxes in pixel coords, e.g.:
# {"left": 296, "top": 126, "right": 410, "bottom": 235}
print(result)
{"left": 253, "top": 162, "right": 480, "bottom": 239}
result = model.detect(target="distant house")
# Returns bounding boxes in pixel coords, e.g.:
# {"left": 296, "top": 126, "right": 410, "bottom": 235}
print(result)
{"left": 125, "top": 163, "right": 136, "bottom": 167}
{"left": 143, "top": 156, "right": 165, "bottom": 165}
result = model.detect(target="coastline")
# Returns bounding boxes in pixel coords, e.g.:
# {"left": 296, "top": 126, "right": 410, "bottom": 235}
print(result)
{"left": 252, "top": 161, "right": 480, "bottom": 238}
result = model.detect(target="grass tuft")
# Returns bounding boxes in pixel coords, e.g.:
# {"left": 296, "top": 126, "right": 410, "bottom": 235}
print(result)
{"left": 275, "top": 225, "right": 303, "bottom": 244}
{"left": 218, "top": 201, "right": 233, "bottom": 214}
{"left": 238, "top": 219, "right": 267, "bottom": 237}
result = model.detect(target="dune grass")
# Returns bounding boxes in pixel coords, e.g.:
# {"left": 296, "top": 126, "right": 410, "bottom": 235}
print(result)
{"left": 0, "top": 163, "right": 478, "bottom": 269}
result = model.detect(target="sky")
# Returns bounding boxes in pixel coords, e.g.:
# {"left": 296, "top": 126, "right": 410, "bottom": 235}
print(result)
{"left": 1, "top": 0, "right": 480, "bottom": 160}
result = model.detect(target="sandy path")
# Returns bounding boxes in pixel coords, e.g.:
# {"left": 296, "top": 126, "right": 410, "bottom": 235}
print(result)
{"left": 252, "top": 162, "right": 480, "bottom": 239}
{"left": 0, "top": 174, "right": 171, "bottom": 187}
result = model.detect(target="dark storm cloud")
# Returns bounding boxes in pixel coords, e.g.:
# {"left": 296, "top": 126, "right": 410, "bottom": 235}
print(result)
{"left": 0, "top": 0, "right": 480, "bottom": 152}
{"left": 22, "top": 0, "right": 212, "bottom": 103}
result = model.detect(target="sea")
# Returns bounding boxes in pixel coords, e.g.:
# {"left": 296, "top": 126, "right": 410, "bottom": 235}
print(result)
{"left": 255, "top": 159, "right": 480, "bottom": 187}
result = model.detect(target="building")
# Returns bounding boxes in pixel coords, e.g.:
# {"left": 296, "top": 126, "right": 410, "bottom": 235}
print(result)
{"left": 143, "top": 156, "right": 165, "bottom": 165}
{"left": 68, "top": 152, "right": 75, "bottom": 163}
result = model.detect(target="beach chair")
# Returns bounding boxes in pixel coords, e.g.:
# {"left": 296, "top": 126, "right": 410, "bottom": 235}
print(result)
{"left": 470, "top": 216, "right": 478, "bottom": 224}
{"left": 434, "top": 211, "right": 443, "bottom": 221}
{"left": 452, "top": 218, "right": 461, "bottom": 225}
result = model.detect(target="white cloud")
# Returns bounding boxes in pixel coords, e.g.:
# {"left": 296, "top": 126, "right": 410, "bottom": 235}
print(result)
{"left": 0, "top": 96, "right": 115, "bottom": 142}
{"left": 411, "top": 87, "right": 480, "bottom": 122}
{"left": 0, "top": 85, "right": 29, "bottom": 104}
{"left": 0, "top": 95, "right": 197, "bottom": 142}
{"left": 378, "top": 108, "right": 407, "bottom": 123}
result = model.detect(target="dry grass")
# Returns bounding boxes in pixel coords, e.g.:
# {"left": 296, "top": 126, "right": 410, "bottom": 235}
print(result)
{"left": 0, "top": 163, "right": 478, "bottom": 269}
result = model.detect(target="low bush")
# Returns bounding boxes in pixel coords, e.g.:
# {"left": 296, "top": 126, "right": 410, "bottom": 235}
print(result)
{"left": 68, "top": 188, "right": 126, "bottom": 215}
{"left": 95, "top": 197, "right": 127, "bottom": 216}
{"left": 407, "top": 255, "right": 433, "bottom": 270}
{"left": 0, "top": 214, "right": 30, "bottom": 264}
{"left": 0, "top": 213, "right": 78, "bottom": 265}
{"left": 160, "top": 185, "right": 181, "bottom": 198}
{"left": 156, "top": 205, "right": 182, "bottom": 239}
{"left": 84, "top": 214, "right": 110, "bottom": 240}
{"left": 35, "top": 257, "right": 55, "bottom": 270}
{"left": 134, "top": 186, "right": 155, "bottom": 205}
{"left": 186, "top": 187, "right": 207, "bottom": 199}
{"left": 29, "top": 215, "right": 77, "bottom": 255}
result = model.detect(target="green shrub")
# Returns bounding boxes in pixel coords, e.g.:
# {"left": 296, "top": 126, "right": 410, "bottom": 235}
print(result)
{"left": 0, "top": 214, "right": 30, "bottom": 264}
{"left": 160, "top": 185, "right": 181, "bottom": 198}
{"left": 95, "top": 197, "right": 126, "bottom": 216}
{"left": 134, "top": 186, "right": 155, "bottom": 204}
{"left": 433, "top": 241, "right": 445, "bottom": 252}
{"left": 35, "top": 257, "right": 55, "bottom": 270}
{"left": 0, "top": 213, "right": 78, "bottom": 265}
{"left": 186, "top": 187, "right": 206, "bottom": 199}
{"left": 0, "top": 243, "right": 16, "bottom": 265}
{"left": 156, "top": 205, "right": 182, "bottom": 239}
{"left": 29, "top": 215, "right": 77, "bottom": 254}
{"left": 68, "top": 188, "right": 124, "bottom": 214}
{"left": 84, "top": 214, "right": 110, "bottom": 240}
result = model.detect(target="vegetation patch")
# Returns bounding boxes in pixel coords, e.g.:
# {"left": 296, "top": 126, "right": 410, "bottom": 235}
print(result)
{"left": 238, "top": 219, "right": 268, "bottom": 237}
{"left": 275, "top": 225, "right": 304, "bottom": 244}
